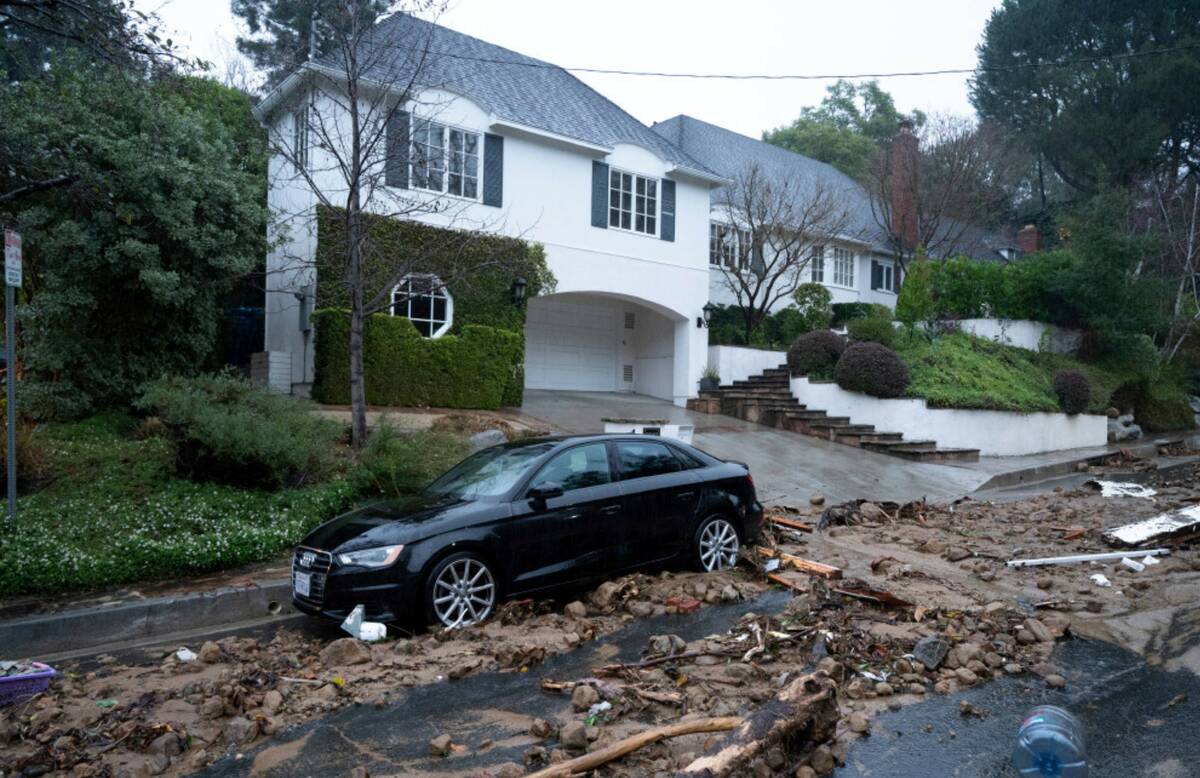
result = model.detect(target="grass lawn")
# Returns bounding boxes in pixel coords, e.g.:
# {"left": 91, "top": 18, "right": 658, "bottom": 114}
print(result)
{"left": 0, "top": 413, "right": 468, "bottom": 598}
{"left": 895, "top": 330, "right": 1137, "bottom": 414}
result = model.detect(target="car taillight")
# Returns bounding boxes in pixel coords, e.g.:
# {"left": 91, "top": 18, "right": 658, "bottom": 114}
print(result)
{"left": 745, "top": 472, "right": 755, "bottom": 489}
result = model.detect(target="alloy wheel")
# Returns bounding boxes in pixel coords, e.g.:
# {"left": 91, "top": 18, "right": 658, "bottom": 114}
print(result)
{"left": 698, "top": 518, "right": 740, "bottom": 571}
{"left": 431, "top": 557, "right": 496, "bottom": 628}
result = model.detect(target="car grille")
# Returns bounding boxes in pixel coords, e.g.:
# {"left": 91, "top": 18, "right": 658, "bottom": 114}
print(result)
{"left": 293, "top": 546, "right": 332, "bottom": 607}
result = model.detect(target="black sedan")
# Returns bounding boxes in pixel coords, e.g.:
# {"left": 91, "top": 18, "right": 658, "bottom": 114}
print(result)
{"left": 291, "top": 434, "right": 762, "bottom": 629}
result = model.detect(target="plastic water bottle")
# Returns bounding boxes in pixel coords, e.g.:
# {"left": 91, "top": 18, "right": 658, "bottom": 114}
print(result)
{"left": 1012, "top": 705, "right": 1088, "bottom": 777}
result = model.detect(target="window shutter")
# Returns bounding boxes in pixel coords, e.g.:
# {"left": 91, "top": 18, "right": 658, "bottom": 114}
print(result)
{"left": 386, "top": 110, "right": 410, "bottom": 189}
{"left": 871, "top": 261, "right": 882, "bottom": 290}
{"left": 751, "top": 238, "right": 765, "bottom": 276}
{"left": 591, "top": 160, "right": 609, "bottom": 228}
{"left": 659, "top": 179, "right": 676, "bottom": 242}
{"left": 483, "top": 133, "right": 504, "bottom": 207}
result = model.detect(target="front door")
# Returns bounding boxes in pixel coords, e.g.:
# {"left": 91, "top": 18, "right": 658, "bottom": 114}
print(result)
{"left": 506, "top": 442, "right": 617, "bottom": 592}
{"left": 613, "top": 439, "right": 701, "bottom": 567}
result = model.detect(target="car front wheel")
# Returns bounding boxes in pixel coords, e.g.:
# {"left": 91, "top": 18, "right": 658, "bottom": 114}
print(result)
{"left": 426, "top": 552, "right": 497, "bottom": 628}
{"left": 694, "top": 515, "right": 740, "bottom": 572}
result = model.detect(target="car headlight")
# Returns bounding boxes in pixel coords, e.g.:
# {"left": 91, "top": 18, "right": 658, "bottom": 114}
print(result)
{"left": 337, "top": 544, "right": 404, "bottom": 568}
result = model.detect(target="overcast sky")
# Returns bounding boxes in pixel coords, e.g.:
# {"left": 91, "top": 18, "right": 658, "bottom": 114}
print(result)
{"left": 137, "top": 0, "right": 1001, "bottom": 138}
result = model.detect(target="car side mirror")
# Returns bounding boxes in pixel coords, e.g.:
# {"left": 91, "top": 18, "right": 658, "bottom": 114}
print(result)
{"left": 528, "top": 482, "right": 564, "bottom": 503}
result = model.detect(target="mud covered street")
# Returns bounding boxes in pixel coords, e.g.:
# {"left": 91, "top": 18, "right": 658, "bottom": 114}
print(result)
{"left": 4, "top": 451, "right": 1200, "bottom": 777}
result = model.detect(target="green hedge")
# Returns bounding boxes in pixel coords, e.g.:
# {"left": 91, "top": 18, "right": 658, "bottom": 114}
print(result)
{"left": 311, "top": 310, "right": 523, "bottom": 409}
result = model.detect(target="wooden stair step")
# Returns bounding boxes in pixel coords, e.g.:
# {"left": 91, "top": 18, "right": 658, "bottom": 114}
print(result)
{"left": 862, "top": 439, "right": 938, "bottom": 452}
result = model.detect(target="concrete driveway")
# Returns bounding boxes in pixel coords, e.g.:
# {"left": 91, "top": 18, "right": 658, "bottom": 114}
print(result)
{"left": 518, "top": 390, "right": 989, "bottom": 505}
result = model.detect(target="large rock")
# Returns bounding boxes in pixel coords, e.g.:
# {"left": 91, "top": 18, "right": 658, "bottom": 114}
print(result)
{"left": 223, "top": 717, "right": 259, "bottom": 745}
{"left": 570, "top": 684, "right": 600, "bottom": 712}
{"left": 558, "top": 721, "right": 588, "bottom": 751}
{"left": 1108, "top": 416, "right": 1143, "bottom": 443}
{"left": 320, "top": 638, "right": 372, "bottom": 667}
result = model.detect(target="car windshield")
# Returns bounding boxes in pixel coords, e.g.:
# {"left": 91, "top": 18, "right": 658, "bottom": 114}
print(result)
{"left": 425, "top": 443, "right": 557, "bottom": 499}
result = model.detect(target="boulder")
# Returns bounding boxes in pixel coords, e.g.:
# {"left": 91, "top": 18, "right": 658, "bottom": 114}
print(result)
{"left": 198, "top": 641, "right": 221, "bottom": 664}
{"left": 320, "top": 638, "right": 372, "bottom": 667}
{"left": 571, "top": 684, "right": 600, "bottom": 711}
{"left": 223, "top": 717, "right": 259, "bottom": 745}
{"left": 559, "top": 721, "right": 588, "bottom": 751}
{"left": 429, "top": 734, "right": 453, "bottom": 757}
{"left": 564, "top": 601, "right": 587, "bottom": 619}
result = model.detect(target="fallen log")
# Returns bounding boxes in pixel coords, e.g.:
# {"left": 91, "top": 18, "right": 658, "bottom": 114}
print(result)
{"left": 676, "top": 673, "right": 838, "bottom": 777}
{"left": 768, "top": 515, "right": 814, "bottom": 533}
{"left": 525, "top": 716, "right": 741, "bottom": 778}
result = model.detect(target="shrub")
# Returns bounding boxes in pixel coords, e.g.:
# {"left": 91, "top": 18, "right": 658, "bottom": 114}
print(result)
{"left": 311, "top": 311, "right": 523, "bottom": 409}
{"left": 354, "top": 424, "right": 471, "bottom": 498}
{"left": 792, "top": 283, "right": 833, "bottom": 333}
{"left": 787, "top": 330, "right": 845, "bottom": 378}
{"left": 896, "top": 257, "right": 936, "bottom": 327}
{"left": 762, "top": 307, "right": 808, "bottom": 349}
{"left": 830, "top": 302, "right": 874, "bottom": 328}
{"left": 834, "top": 342, "right": 911, "bottom": 398}
{"left": 1105, "top": 333, "right": 1160, "bottom": 380}
{"left": 0, "top": 414, "right": 49, "bottom": 493}
{"left": 137, "top": 372, "right": 341, "bottom": 489}
{"left": 846, "top": 316, "right": 897, "bottom": 348}
{"left": 1053, "top": 370, "right": 1091, "bottom": 414}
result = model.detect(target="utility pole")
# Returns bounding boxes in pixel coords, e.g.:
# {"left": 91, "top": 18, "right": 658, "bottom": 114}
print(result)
{"left": 3, "top": 228, "right": 21, "bottom": 523}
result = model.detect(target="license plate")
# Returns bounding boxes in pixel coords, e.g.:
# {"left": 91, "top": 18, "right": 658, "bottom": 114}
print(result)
{"left": 294, "top": 571, "right": 311, "bottom": 598}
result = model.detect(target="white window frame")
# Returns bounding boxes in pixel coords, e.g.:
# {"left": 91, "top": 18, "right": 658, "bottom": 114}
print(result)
{"left": 410, "top": 118, "right": 481, "bottom": 201}
{"left": 609, "top": 168, "right": 658, "bottom": 236}
{"left": 831, "top": 246, "right": 856, "bottom": 288}
{"left": 292, "top": 105, "right": 310, "bottom": 173}
{"left": 390, "top": 274, "right": 454, "bottom": 338}
{"left": 709, "top": 221, "right": 752, "bottom": 270}
{"left": 809, "top": 245, "right": 825, "bottom": 283}
{"left": 874, "top": 260, "right": 896, "bottom": 294}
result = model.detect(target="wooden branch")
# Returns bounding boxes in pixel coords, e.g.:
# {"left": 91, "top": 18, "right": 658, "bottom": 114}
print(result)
{"left": 676, "top": 674, "right": 838, "bottom": 777}
{"left": 526, "top": 717, "right": 741, "bottom": 778}
{"left": 593, "top": 649, "right": 740, "bottom": 676}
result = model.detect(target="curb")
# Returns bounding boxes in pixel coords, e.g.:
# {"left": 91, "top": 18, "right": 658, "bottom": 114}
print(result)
{"left": 1, "top": 579, "right": 294, "bottom": 659}
{"left": 973, "top": 435, "right": 1190, "bottom": 492}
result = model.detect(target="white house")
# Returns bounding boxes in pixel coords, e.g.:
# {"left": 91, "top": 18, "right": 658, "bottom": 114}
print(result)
{"left": 253, "top": 14, "right": 724, "bottom": 405}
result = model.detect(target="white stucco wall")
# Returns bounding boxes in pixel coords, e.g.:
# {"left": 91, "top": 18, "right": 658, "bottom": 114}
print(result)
{"left": 707, "top": 345, "right": 787, "bottom": 385}
{"left": 955, "top": 318, "right": 1082, "bottom": 355}
{"left": 789, "top": 376, "right": 1108, "bottom": 456}
{"left": 263, "top": 86, "right": 712, "bottom": 402}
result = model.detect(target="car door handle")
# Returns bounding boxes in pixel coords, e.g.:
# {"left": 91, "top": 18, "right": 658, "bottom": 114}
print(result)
{"left": 599, "top": 505, "right": 621, "bottom": 516}
{"left": 564, "top": 511, "right": 584, "bottom": 520}
{"left": 676, "top": 491, "right": 696, "bottom": 500}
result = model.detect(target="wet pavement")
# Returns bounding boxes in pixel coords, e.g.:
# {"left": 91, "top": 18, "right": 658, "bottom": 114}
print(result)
{"left": 837, "top": 634, "right": 1200, "bottom": 777}
{"left": 197, "top": 590, "right": 793, "bottom": 777}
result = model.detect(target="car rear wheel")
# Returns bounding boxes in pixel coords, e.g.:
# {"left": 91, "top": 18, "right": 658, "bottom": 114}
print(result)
{"left": 694, "top": 516, "right": 740, "bottom": 572}
{"left": 426, "top": 552, "right": 497, "bottom": 628}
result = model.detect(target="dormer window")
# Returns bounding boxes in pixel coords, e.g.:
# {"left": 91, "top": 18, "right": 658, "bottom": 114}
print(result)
{"left": 609, "top": 169, "right": 657, "bottom": 235}
{"left": 411, "top": 119, "right": 480, "bottom": 199}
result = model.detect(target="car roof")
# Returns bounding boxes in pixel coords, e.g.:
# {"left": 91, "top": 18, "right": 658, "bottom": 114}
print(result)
{"left": 500, "top": 433, "right": 697, "bottom": 450}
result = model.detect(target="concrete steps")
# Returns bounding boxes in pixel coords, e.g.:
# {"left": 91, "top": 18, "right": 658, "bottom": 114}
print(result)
{"left": 691, "top": 365, "right": 980, "bottom": 463}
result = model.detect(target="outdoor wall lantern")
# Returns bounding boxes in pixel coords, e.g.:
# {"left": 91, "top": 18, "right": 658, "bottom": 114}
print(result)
{"left": 510, "top": 276, "right": 527, "bottom": 307}
{"left": 697, "top": 302, "right": 717, "bottom": 329}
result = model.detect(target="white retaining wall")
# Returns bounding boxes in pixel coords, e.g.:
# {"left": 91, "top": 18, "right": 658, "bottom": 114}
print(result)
{"left": 789, "top": 376, "right": 1108, "bottom": 456}
{"left": 954, "top": 318, "right": 1081, "bottom": 355}
{"left": 708, "top": 346, "right": 787, "bottom": 385}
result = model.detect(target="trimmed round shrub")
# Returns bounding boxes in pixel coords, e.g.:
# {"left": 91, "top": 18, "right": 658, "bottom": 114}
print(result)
{"left": 787, "top": 330, "right": 845, "bottom": 378}
{"left": 1053, "top": 370, "right": 1091, "bottom": 415}
{"left": 834, "top": 342, "right": 911, "bottom": 398}
{"left": 846, "top": 316, "right": 897, "bottom": 348}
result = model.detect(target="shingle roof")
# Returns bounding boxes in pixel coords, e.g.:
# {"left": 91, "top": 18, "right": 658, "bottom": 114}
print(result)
{"left": 651, "top": 115, "right": 1014, "bottom": 261}
{"left": 334, "top": 14, "right": 717, "bottom": 178}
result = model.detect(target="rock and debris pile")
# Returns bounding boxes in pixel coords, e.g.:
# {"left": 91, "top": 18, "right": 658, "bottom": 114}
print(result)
{"left": 0, "top": 569, "right": 760, "bottom": 777}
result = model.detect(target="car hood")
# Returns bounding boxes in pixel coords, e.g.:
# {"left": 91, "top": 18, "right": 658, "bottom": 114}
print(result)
{"left": 300, "top": 492, "right": 480, "bottom": 553}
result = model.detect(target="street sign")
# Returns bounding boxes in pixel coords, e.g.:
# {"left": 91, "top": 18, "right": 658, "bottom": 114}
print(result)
{"left": 4, "top": 229, "right": 20, "bottom": 287}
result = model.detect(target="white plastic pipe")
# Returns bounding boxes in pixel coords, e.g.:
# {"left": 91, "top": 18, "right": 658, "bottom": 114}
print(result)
{"left": 1007, "top": 548, "right": 1171, "bottom": 568}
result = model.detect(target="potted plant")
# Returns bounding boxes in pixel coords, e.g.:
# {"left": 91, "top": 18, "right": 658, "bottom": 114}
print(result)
{"left": 699, "top": 365, "right": 721, "bottom": 391}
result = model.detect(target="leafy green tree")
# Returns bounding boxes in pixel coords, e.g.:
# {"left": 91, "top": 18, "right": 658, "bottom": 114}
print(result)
{"left": 895, "top": 254, "right": 936, "bottom": 328}
{"left": 972, "top": 0, "right": 1200, "bottom": 193}
{"left": 0, "top": 58, "right": 267, "bottom": 418}
{"left": 764, "top": 80, "right": 925, "bottom": 178}
{"left": 791, "top": 282, "right": 833, "bottom": 333}
{"left": 231, "top": 0, "right": 394, "bottom": 88}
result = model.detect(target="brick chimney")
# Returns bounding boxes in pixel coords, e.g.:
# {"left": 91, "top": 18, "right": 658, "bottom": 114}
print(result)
{"left": 889, "top": 120, "right": 919, "bottom": 251}
{"left": 1017, "top": 224, "right": 1041, "bottom": 254}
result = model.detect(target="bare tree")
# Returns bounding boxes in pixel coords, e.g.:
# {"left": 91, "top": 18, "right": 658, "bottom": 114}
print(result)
{"left": 1145, "top": 171, "right": 1200, "bottom": 362}
{"left": 265, "top": 2, "right": 530, "bottom": 448}
{"left": 712, "top": 163, "right": 855, "bottom": 343}
{"left": 867, "top": 114, "right": 1025, "bottom": 272}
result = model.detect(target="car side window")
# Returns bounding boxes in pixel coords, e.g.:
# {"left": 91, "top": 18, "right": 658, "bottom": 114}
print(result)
{"left": 529, "top": 443, "right": 612, "bottom": 493}
{"left": 670, "top": 446, "right": 706, "bottom": 470}
{"left": 616, "top": 441, "right": 683, "bottom": 479}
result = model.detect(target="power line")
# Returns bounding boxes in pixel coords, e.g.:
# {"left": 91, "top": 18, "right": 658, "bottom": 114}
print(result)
{"left": 421, "top": 41, "right": 1200, "bottom": 82}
